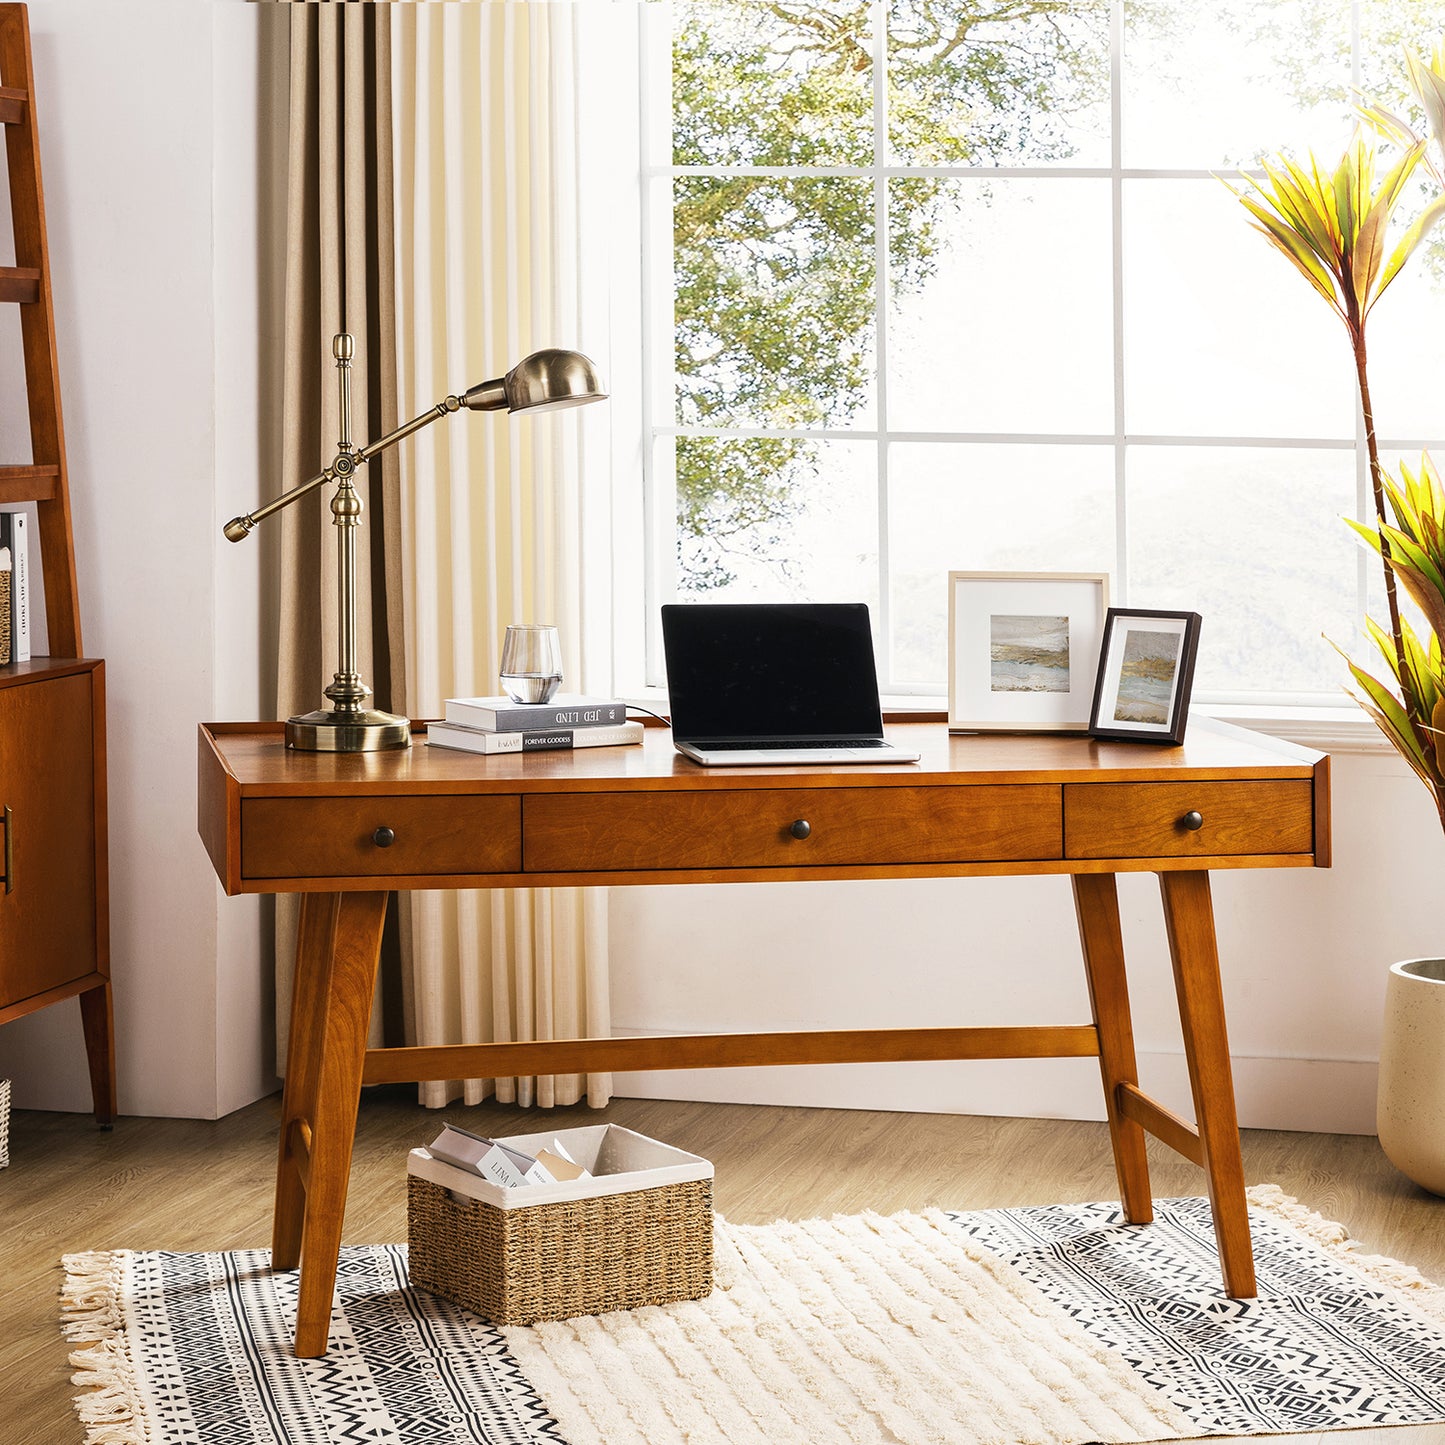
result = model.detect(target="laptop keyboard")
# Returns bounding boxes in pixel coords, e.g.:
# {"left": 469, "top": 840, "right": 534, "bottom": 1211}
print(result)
{"left": 704, "top": 738, "right": 892, "bottom": 750}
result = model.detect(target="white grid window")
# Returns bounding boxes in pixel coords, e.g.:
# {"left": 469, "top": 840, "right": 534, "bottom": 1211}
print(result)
{"left": 639, "top": 0, "right": 1445, "bottom": 705}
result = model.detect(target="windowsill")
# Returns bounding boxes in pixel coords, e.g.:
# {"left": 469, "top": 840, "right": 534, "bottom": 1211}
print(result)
{"left": 873, "top": 697, "right": 1392, "bottom": 754}
{"left": 1193, "top": 704, "right": 1389, "bottom": 755}
{"left": 623, "top": 690, "right": 1393, "bottom": 755}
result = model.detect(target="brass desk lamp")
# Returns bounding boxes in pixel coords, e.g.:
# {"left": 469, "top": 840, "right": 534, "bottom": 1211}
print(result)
{"left": 223, "top": 334, "right": 607, "bottom": 752}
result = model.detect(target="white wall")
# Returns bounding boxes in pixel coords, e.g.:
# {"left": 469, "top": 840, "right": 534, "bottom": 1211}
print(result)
{"left": 0, "top": 0, "right": 274, "bottom": 1119}
{"left": 609, "top": 738, "right": 1444, "bottom": 1134}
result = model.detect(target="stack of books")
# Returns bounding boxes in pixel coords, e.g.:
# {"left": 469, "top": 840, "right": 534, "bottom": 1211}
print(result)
{"left": 0, "top": 510, "right": 30, "bottom": 666}
{"left": 426, "top": 692, "right": 643, "bottom": 755}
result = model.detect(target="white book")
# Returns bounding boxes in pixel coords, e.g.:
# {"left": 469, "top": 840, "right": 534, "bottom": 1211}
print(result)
{"left": 444, "top": 693, "right": 628, "bottom": 731}
{"left": 426, "top": 719, "right": 644, "bottom": 755}
{"left": 0, "top": 512, "right": 28, "bottom": 661}
{"left": 0, "top": 544, "right": 10, "bottom": 667}
{"left": 428, "top": 1123, "right": 556, "bottom": 1187}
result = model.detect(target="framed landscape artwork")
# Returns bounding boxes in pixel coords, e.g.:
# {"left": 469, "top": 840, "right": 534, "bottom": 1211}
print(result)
{"left": 1088, "top": 608, "right": 1202, "bottom": 745}
{"left": 947, "top": 572, "right": 1110, "bottom": 733}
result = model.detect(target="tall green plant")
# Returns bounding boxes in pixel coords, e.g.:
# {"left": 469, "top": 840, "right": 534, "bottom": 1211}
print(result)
{"left": 1228, "top": 115, "right": 1445, "bottom": 829}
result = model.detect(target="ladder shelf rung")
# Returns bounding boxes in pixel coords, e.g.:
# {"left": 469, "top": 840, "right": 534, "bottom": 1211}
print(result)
{"left": 0, "top": 266, "right": 40, "bottom": 303}
{"left": 0, "top": 85, "right": 24, "bottom": 124}
{"left": 0, "top": 463, "right": 59, "bottom": 504}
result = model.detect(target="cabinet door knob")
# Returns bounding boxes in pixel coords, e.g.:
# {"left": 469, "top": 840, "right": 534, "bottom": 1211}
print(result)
{"left": 789, "top": 819, "right": 811, "bottom": 840}
{"left": 372, "top": 826, "right": 396, "bottom": 848}
{"left": 1181, "top": 810, "right": 1204, "bottom": 831}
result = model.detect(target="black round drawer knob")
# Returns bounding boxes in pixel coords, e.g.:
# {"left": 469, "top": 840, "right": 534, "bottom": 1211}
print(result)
{"left": 789, "top": 819, "right": 812, "bottom": 840}
{"left": 1181, "top": 811, "right": 1204, "bottom": 832}
{"left": 372, "top": 826, "right": 396, "bottom": 848}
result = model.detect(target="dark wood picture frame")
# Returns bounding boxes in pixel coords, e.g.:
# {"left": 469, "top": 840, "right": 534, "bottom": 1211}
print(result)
{"left": 1088, "top": 608, "right": 1201, "bottom": 745}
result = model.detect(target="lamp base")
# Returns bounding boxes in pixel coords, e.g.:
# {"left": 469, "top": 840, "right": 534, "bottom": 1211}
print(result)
{"left": 285, "top": 708, "right": 412, "bottom": 752}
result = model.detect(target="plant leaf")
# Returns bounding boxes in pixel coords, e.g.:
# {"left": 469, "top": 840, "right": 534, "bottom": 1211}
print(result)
{"left": 1344, "top": 515, "right": 1384, "bottom": 555}
{"left": 1338, "top": 642, "right": 1434, "bottom": 783}
{"left": 1265, "top": 155, "right": 1342, "bottom": 257}
{"left": 1359, "top": 99, "right": 1420, "bottom": 148}
{"left": 1247, "top": 226, "right": 1349, "bottom": 315}
{"left": 1392, "top": 559, "right": 1445, "bottom": 644}
{"left": 1375, "top": 192, "right": 1445, "bottom": 302}
{"left": 1408, "top": 46, "right": 1445, "bottom": 155}
{"left": 1365, "top": 614, "right": 1403, "bottom": 676}
{"left": 1349, "top": 688, "right": 1438, "bottom": 787}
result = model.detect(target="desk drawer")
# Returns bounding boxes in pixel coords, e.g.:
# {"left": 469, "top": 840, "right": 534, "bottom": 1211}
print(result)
{"left": 1064, "top": 780, "right": 1314, "bottom": 860}
{"left": 242, "top": 795, "right": 521, "bottom": 879}
{"left": 524, "top": 785, "right": 1061, "bottom": 873}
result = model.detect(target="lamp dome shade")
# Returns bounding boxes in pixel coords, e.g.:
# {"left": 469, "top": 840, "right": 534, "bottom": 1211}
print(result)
{"left": 463, "top": 349, "right": 607, "bottom": 414}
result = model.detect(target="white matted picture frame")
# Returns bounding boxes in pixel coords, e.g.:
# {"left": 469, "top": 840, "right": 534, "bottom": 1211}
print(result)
{"left": 947, "top": 572, "right": 1110, "bottom": 733}
{"left": 1089, "top": 608, "right": 1202, "bottom": 745}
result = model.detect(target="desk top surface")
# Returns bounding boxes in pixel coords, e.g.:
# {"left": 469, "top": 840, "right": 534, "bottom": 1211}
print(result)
{"left": 200, "top": 715, "right": 1323, "bottom": 798}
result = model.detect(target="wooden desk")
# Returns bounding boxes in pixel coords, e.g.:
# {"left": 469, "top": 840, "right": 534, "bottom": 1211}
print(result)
{"left": 198, "top": 717, "right": 1330, "bottom": 1358}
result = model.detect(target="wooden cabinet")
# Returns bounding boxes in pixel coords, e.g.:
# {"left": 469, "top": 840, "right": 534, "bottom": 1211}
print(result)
{"left": 0, "top": 8, "right": 114, "bottom": 1123}
{"left": 0, "top": 660, "right": 112, "bottom": 1121}
{"left": 0, "top": 667, "right": 99, "bottom": 998}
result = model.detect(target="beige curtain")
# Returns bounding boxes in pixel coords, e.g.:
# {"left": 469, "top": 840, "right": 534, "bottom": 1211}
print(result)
{"left": 390, "top": 3, "right": 611, "bottom": 1110}
{"left": 275, "top": 2, "right": 404, "bottom": 1071}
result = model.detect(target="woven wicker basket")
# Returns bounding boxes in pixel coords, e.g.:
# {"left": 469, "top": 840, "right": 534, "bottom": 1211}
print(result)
{"left": 408, "top": 1172, "right": 714, "bottom": 1325}
{"left": 0, "top": 1078, "right": 11, "bottom": 1169}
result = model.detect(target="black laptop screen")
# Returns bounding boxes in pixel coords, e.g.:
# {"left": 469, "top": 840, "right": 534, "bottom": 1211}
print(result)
{"left": 661, "top": 602, "right": 886, "bottom": 742}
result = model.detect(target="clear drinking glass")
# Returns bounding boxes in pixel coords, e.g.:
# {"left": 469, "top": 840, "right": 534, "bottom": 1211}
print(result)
{"left": 499, "top": 624, "right": 563, "bottom": 704}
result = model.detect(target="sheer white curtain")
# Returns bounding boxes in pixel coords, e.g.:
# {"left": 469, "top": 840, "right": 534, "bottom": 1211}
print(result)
{"left": 390, "top": 2, "right": 612, "bottom": 1110}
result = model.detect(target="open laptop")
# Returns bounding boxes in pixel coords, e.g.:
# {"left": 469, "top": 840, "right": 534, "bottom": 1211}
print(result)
{"left": 660, "top": 602, "right": 920, "bottom": 766}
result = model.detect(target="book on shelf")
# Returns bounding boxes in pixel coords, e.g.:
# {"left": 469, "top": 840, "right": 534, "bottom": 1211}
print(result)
{"left": 444, "top": 692, "right": 628, "bottom": 731}
{"left": 426, "top": 719, "right": 643, "bottom": 755}
{"left": 0, "top": 545, "right": 10, "bottom": 666}
{"left": 0, "top": 511, "right": 29, "bottom": 662}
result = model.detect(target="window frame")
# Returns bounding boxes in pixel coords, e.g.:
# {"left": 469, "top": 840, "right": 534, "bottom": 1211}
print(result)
{"left": 631, "top": 0, "right": 1442, "bottom": 717}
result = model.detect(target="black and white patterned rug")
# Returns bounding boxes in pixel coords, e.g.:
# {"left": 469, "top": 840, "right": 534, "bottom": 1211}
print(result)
{"left": 60, "top": 1186, "right": 1445, "bottom": 1445}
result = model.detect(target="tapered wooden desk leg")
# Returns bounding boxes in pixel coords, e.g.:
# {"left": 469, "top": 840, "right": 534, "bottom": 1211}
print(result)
{"left": 272, "top": 895, "right": 341, "bottom": 1272}
{"left": 1160, "top": 870, "right": 1256, "bottom": 1298}
{"left": 1073, "top": 874, "right": 1152, "bottom": 1223}
{"left": 78, "top": 981, "right": 117, "bottom": 1128}
{"left": 271, "top": 890, "right": 388, "bottom": 1359}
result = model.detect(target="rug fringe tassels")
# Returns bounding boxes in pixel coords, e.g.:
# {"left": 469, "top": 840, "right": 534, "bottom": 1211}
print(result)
{"left": 1248, "top": 1184, "right": 1445, "bottom": 1317}
{"left": 60, "top": 1251, "right": 147, "bottom": 1445}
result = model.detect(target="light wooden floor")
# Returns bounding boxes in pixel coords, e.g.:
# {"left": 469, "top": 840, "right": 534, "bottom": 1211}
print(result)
{"left": 4, "top": 1089, "right": 1444, "bottom": 1445}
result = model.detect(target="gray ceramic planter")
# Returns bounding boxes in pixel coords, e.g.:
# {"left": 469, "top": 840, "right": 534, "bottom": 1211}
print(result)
{"left": 1377, "top": 957, "right": 1445, "bottom": 1197}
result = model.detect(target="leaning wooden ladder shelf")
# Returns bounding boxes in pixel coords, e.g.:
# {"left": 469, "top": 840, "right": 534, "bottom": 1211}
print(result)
{"left": 0, "top": 2, "right": 113, "bottom": 1124}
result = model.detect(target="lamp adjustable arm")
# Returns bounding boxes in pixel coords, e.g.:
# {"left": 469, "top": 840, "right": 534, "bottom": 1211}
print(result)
{"left": 222, "top": 393, "right": 474, "bottom": 543}
{"left": 223, "top": 462, "right": 337, "bottom": 542}
{"left": 223, "top": 346, "right": 605, "bottom": 545}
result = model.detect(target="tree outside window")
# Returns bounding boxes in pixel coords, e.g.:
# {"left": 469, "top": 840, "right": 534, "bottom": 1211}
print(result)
{"left": 657, "top": 0, "right": 1445, "bottom": 700}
